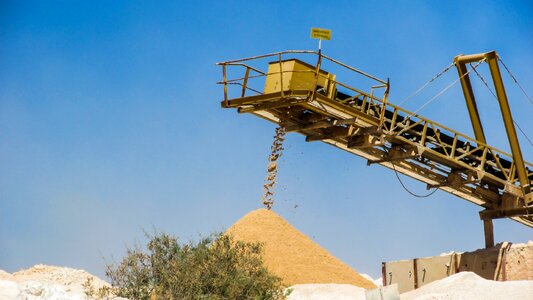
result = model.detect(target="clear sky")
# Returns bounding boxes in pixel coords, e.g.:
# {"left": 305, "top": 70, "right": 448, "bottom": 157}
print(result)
{"left": 1, "top": 1, "right": 532, "bottom": 279}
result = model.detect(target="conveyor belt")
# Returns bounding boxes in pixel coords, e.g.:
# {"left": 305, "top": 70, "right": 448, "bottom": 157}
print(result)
{"left": 217, "top": 51, "right": 533, "bottom": 229}
{"left": 333, "top": 90, "right": 533, "bottom": 183}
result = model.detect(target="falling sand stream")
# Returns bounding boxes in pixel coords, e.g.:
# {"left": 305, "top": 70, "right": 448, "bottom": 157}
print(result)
{"left": 262, "top": 124, "right": 287, "bottom": 210}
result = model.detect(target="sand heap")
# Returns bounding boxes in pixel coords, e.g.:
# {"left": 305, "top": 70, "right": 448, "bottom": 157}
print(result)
{"left": 0, "top": 264, "right": 127, "bottom": 300}
{"left": 226, "top": 209, "right": 376, "bottom": 289}
{"left": 401, "top": 271, "right": 533, "bottom": 300}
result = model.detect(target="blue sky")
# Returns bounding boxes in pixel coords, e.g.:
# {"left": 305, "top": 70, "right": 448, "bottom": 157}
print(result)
{"left": 1, "top": 1, "right": 532, "bottom": 279}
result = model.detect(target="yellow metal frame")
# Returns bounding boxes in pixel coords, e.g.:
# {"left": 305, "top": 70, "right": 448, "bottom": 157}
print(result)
{"left": 217, "top": 50, "right": 533, "bottom": 233}
{"left": 455, "top": 51, "right": 531, "bottom": 202}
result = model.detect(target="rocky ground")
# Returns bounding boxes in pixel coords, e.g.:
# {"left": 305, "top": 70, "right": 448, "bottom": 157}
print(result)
{"left": 0, "top": 265, "right": 126, "bottom": 300}
{"left": 2, "top": 265, "right": 533, "bottom": 299}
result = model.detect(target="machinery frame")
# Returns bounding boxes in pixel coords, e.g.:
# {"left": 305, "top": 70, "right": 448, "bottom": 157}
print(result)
{"left": 217, "top": 50, "right": 533, "bottom": 247}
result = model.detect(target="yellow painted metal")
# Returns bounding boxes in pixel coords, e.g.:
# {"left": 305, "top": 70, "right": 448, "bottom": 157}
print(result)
{"left": 216, "top": 50, "right": 533, "bottom": 228}
{"left": 455, "top": 51, "right": 531, "bottom": 201}
{"left": 264, "top": 59, "right": 336, "bottom": 98}
{"left": 486, "top": 54, "right": 531, "bottom": 199}
{"left": 483, "top": 219, "right": 495, "bottom": 248}
{"left": 378, "top": 79, "right": 391, "bottom": 131}
{"left": 454, "top": 56, "right": 487, "bottom": 144}
{"left": 310, "top": 28, "right": 331, "bottom": 40}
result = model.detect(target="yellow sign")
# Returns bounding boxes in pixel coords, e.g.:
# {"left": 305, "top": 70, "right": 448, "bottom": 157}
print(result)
{"left": 311, "top": 28, "right": 331, "bottom": 40}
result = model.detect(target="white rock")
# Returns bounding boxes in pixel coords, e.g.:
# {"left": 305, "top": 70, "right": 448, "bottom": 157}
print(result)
{"left": 0, "top": 280, "right": 20, "bottom": 299}
{"left": 287, "top": 283, "right": 366, "bottom": 300}
{"left": 0, "top": 266, "right": 128, "bottom": 300}
{"left": 401, "top": 271, "right": 533, "bottom": 300}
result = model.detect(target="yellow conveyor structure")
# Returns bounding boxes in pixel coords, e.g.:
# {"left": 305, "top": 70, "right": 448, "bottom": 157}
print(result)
{"left": 217, "top": 50, "right": 533, "bottom": 247}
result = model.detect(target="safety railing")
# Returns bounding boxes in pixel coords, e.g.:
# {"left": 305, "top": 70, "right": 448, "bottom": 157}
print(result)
{"left": 216, "top": 50, "right": 388, "bottom": 106}
{"left": 346, "top": 94, "right": 533, "bottom": 187}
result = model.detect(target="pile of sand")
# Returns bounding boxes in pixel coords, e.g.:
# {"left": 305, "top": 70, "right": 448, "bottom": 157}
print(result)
{"left": 226, "top": 209, "right": 376, "bottom": 289}
{"left": 0, "top": 264, "right": 127, "bottom": 300}
{"left": 401, "top": 271, "right": 533, "bottom": 300}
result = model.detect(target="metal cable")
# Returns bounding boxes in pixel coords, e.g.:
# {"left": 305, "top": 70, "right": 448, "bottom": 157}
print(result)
{"left": 385, "top": 60, "right": 494, "bottom": 196}
{"left": 398, "top": 62, "right": 456, "bottom": 107}
{"left": 498, "top": 56, "right": 533, "bottom": 106}
{"left": 470, "top": 64, "right": 495, "bottom": 97}
{"left": 383, "top": 147, "right": 438, "bottom": 198}
{"left": 514, "top": 122, "right": 533, "bottom": 148}
{"left": 470, "top": 63, "right": 533, "bottom": 148}
{"left": 396, "top": 60, "right": 485, "bottom": 129}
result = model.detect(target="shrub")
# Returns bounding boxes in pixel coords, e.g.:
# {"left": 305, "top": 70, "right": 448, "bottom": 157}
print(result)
{"left": 106, "top": 232, "right": 287, "bottom": 300}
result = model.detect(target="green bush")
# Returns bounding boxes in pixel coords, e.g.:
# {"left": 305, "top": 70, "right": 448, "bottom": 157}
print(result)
{"left": 106, "top": 232, "right": 288, "bottom": 300}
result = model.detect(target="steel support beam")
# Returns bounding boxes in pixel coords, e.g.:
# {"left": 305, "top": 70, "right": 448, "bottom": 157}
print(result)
{"left": 485, "top": 52, "right": 532, "bottom": 200}
{"left": 305, "top": 126, "right": 356, "bottom": 142}
{"left": 237, "top": 98, "right": 307, "bottom": 113}
{"left": 480, "top": 206, "right": 533, "bottom": 220}
{"left": 454, "top": 57, "right": 487, "bottom": 144}
{"left": 455, "top": 51, "right": 531, "bottom": 203}
{"left": 285, "top": 117, "right": 358, "bottom": 132}
{"left": 483, "top": 219, "right": 495, "bottom": 248}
